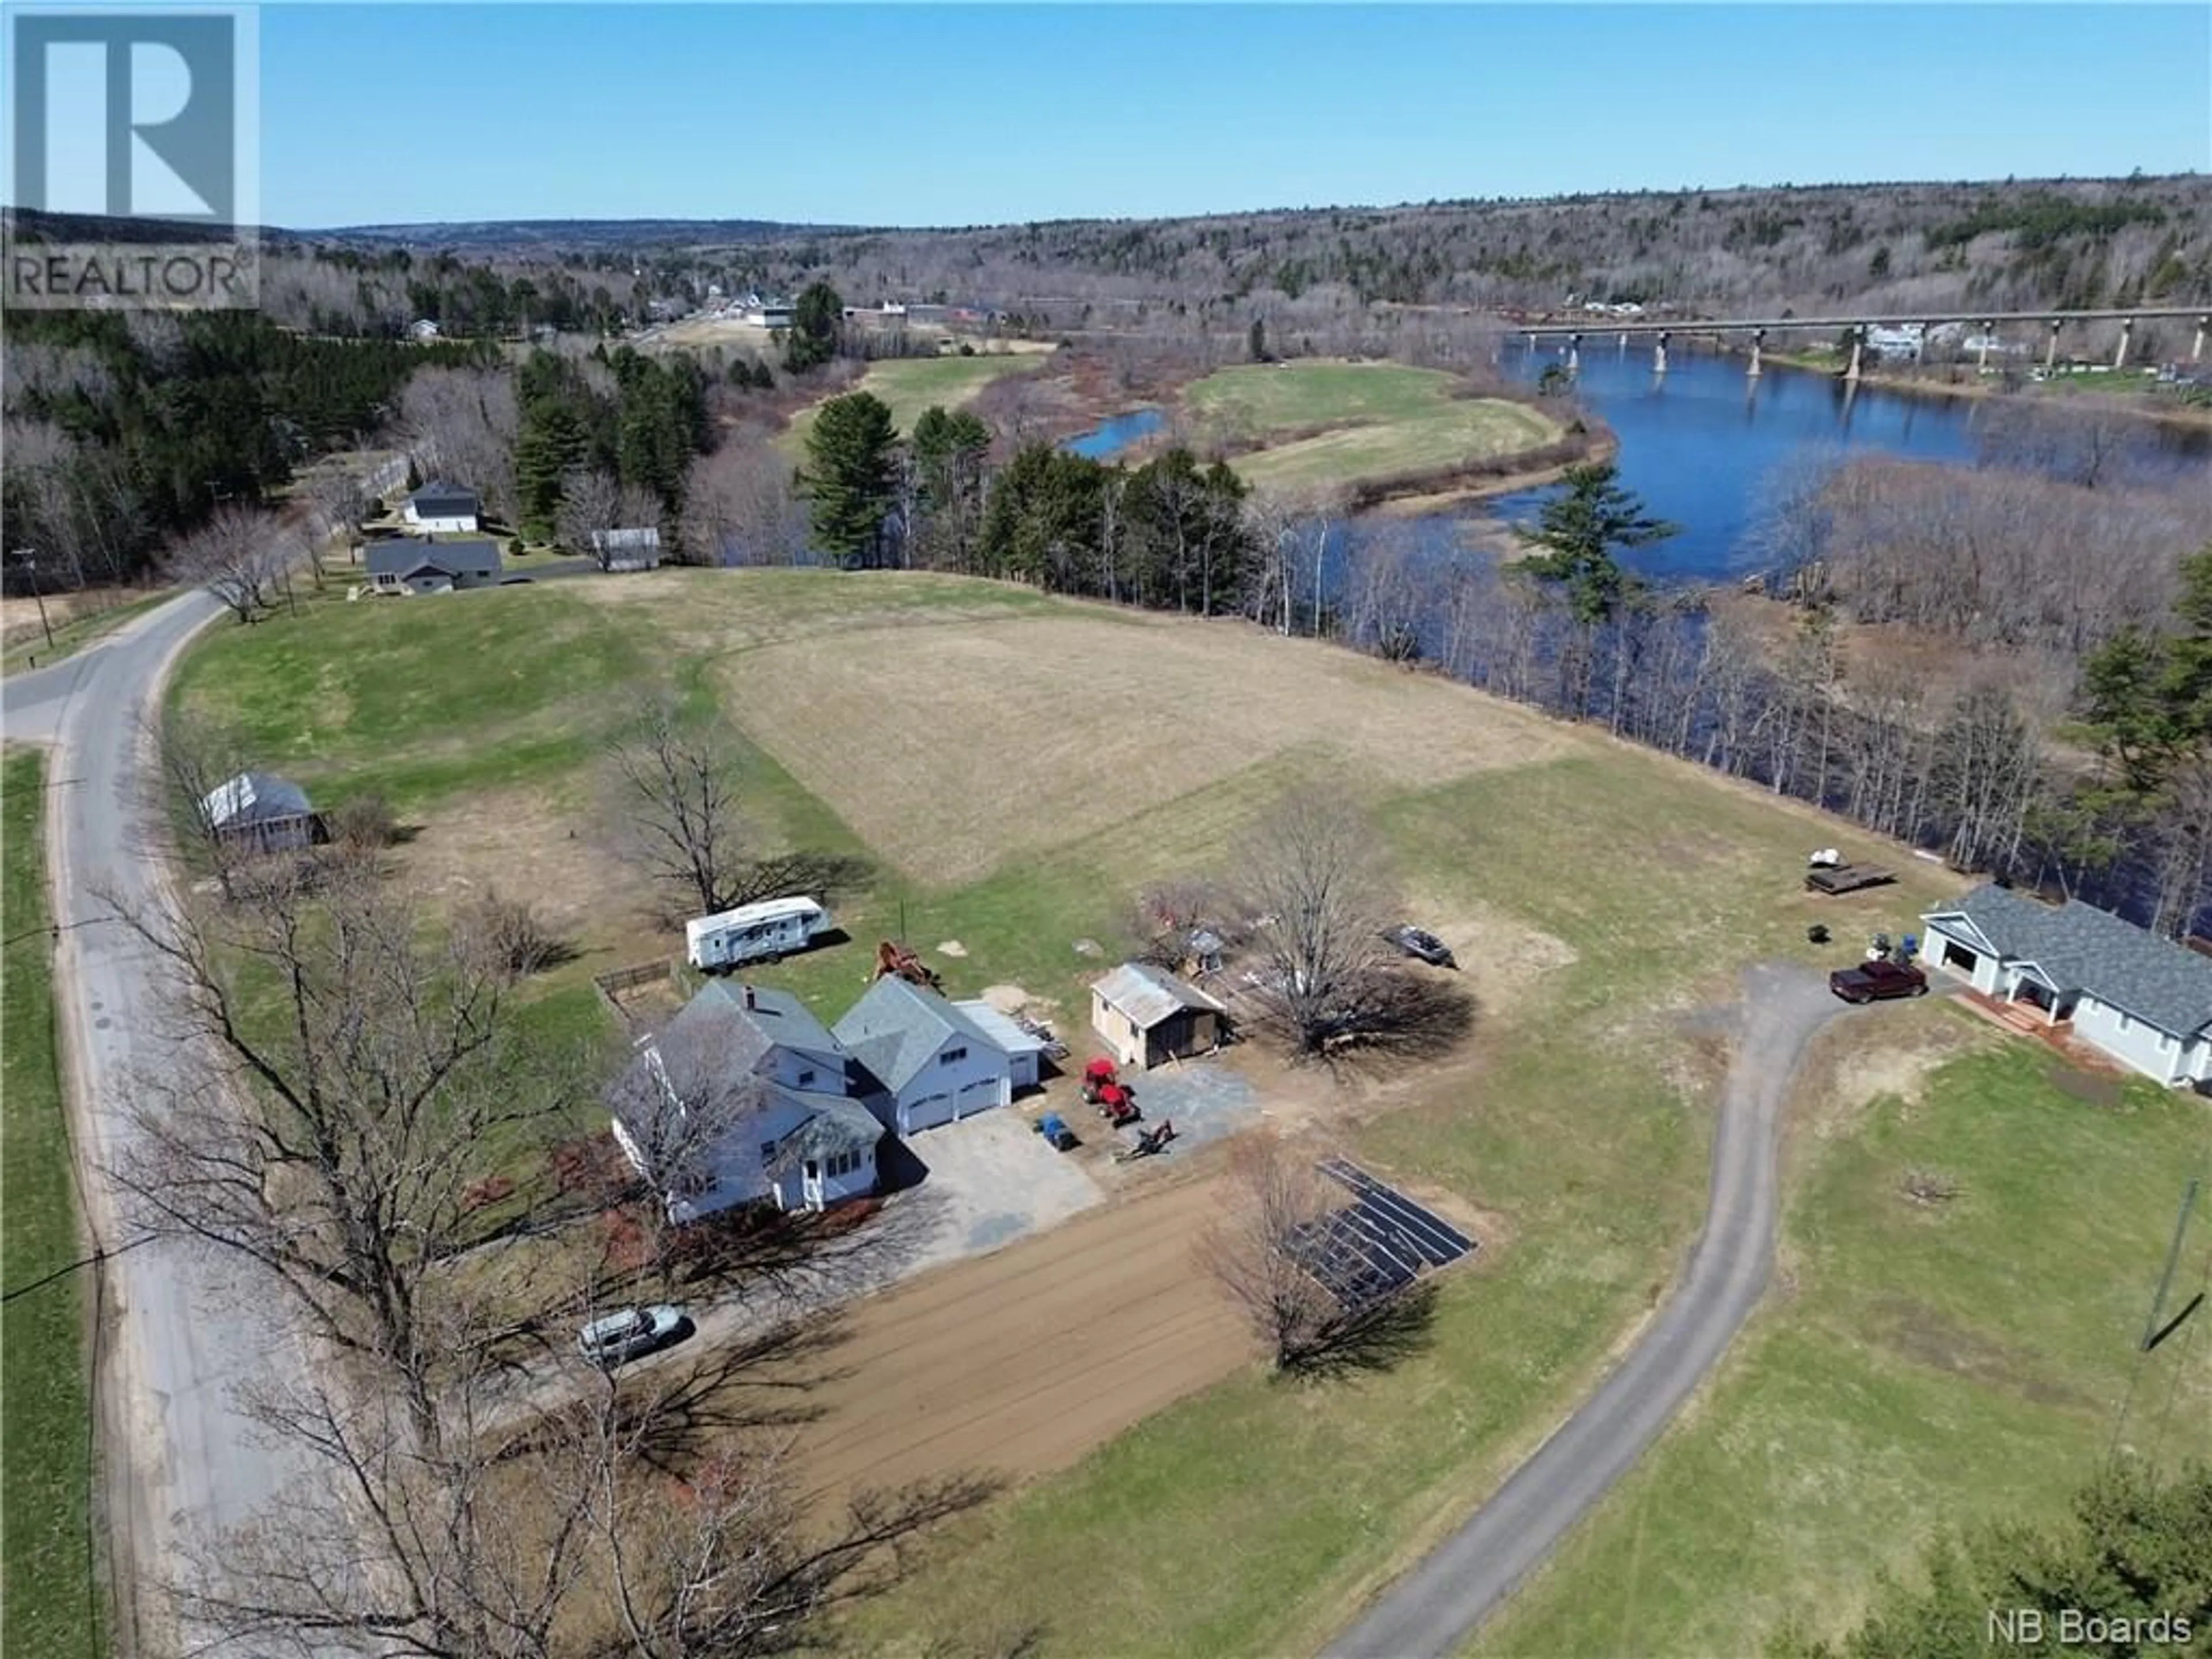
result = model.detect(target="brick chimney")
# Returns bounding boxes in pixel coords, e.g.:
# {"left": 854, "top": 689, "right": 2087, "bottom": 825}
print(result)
{"left": 743, "top": 984, "right": 756, "bottom": 1010}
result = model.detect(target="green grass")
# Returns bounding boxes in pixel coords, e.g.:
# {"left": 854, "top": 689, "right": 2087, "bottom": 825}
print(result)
{"left": 779, "top": 352, "right": 1045, "bottom": 457}
{"left": 3, "top": 588, "right": 169, "bottom": 675}
{"left": 1, "top": 748, "right": 103, "bottom": 1659}
{"left": 1469, "top": 1031, "right": 2212, "bottom": 1658}
{"left": 167, "top": 585, "right": 657, "bottom": 812}
{"left": 1179, "top": 361, "right": 1559, "bottom": 495}
{"left": 831, "top": 750, "right": 1968, "bottom": 1658}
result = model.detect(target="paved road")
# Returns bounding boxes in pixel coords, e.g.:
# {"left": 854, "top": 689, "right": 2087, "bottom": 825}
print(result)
{"left": 1326, "top": 964, "right": 1847, "bottom": 1659}
{"left": 6, "top": 591, "right": 319, "bottom": 1657}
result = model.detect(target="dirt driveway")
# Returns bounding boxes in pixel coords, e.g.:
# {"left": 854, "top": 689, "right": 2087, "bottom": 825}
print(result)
{"left": 770, "top": 1168, "right": 1252, "bottom": 1514}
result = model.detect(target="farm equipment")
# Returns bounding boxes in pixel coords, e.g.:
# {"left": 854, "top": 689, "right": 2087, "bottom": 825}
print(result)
{"left": 1036, "top": 1112, "right": 1080, "bottom": 1152}
{"left": 1115, "top": 1119, "right": 1177, "bottom": 1162}
{"left": 1081, "top": 1058, "right": 1141, "bottom": 1126}
{"left": 1015, "top": 1012, "right": 1071, "bottom": 1062}
{"left": 873, "top": 940, "right": 943, "bottom": 991}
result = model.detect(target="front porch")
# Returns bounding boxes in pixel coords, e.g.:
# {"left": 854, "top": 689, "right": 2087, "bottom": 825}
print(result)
{"left": 1955, "top": 987, "right": 2126, "bottom": 1075}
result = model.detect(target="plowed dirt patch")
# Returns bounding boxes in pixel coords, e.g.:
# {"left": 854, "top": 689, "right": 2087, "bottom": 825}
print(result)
{"left": 719, "top": 614, "right": 1567, "bottom": 882}
{"left": 764, "top": 1172, "right": 1251, "bottom": 1512}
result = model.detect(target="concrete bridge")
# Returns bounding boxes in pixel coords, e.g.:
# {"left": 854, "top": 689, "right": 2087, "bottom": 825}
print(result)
{"left": 1521, "top": 305, "right": 2212, "bottom": 380}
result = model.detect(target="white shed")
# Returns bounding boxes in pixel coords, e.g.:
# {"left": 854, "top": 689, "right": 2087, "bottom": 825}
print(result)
{"left": 952, "top": 1001, "right": 1049, "bottom": 1091}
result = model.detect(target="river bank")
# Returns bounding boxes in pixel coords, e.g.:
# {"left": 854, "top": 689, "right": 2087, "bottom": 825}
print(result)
{"left": 1748, "top": 345, "right": 2212, "bottom": 429}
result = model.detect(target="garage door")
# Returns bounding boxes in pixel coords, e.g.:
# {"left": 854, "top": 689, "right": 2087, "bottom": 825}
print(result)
{"left": 902, "top": 1092, "right": 954, "bottom": 1134}
{"left": 954, "top": 1075, "right": 1002, "bottom": 1119}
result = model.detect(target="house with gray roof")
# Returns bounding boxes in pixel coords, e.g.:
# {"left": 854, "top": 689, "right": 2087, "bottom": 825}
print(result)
{"left": 402, "top": 480, "right": 480, "bottom": 532}
{"left": 200, "top": 770, "right": 317, "bottom": 853}
{"left": 1921, "top": 884, "right": 2212, "bottom": 1087}
{"left": 608, "top": 980, "right": 877, "bottom": 1221}
{"left": 834, "top": 976, "right": 1018, "bottom": 1134}
{"left": 365, "top": 537, "right": 503, "bottom": 595}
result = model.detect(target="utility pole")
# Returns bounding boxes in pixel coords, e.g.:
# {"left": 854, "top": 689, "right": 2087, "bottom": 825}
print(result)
{"left": 10, "top": 550, "right": 53, "bottom": 649}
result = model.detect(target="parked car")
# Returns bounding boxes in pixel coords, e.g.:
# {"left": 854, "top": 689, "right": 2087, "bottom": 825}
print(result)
{"left": 1384, "top": 925, "right": 1458, "bottom": 969}
{"left": 1828, "top": 960, "right": 1929, "bottom": 1005}
{"left": 577, "top": 1304, "right": 689, "bottom": 1368}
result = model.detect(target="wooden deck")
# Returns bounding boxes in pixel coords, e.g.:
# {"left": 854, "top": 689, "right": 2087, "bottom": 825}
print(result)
{"left": 1955, "top": 986, "right": 2128, "bottom": 1075}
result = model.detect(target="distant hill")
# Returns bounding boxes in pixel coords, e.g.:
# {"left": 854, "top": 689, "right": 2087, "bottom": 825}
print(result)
{"left": 310, "top": 218, "right": 855, "bottom": 253}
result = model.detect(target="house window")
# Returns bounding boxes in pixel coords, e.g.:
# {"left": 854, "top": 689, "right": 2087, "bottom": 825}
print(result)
{"left": 759, "top": 1139, "right": 777, "bottom": 1163}
{"left": 940, "top": 1046, "right": 968, "bottom": 1065}
{"left": 797, "top": 1069, "right": 816, "bottom": 1088}
{"left": 803, "top": 1159, "right": 819, "bottom": 1181}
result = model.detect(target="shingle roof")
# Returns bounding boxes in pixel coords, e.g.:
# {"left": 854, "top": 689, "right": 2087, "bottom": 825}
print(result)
{"left": 200, "top": 770, "right": 310, "bottom": 828}
{"left": 1926, "top": 884, "right": 2212, "bottom": 1036}
{"left": 1092, "top": 961, "right": 1224, "bottom": 1030}
{"left": 364, "top": 537, "right": 502, "bottom": 581}
{"left": 769, "top": 1091, "right": 884, "bottom": 1166}
{"left": 611, "top": 982, "right": 849, "bottom": 1154}
{"left": 832, "top": 976, "right": 1004, "bottom": 1096}
{"left": 407, "top": 480, "right": 479, "bottom": 514}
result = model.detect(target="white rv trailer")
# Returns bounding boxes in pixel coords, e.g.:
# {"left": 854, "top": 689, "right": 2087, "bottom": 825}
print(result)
{"left": 685, "top": 896, "right": 832, "bottom": 971}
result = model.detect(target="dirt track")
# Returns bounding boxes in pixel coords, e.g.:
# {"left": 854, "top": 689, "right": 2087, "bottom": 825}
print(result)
{"left": 770, "top": 1169, "right": 1251, "bottom": 1512}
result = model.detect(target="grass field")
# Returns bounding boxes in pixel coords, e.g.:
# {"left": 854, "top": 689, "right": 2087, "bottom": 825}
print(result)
{"left": 1470, "top": 1016, "right": 2212, "bottom": 1658}
{"left": 779, "top": 352, "right": 1047, "bottom": 458}
{"left": 1179, "top": 361, "right": 1559, "bottom": 494}
{"left": 160, "top": 567, "right": 2202, "bottom": 1659}
{"left": 1, "top": 748, "right": 103, "bottom": 1659}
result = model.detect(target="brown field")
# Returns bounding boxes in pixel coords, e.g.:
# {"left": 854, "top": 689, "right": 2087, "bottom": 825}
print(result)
{"left": 747, "top": 1166, "right": 1252, "bottom": 1513}
{"left": 717, "top": 613, "right": 1570, "bottom": 883}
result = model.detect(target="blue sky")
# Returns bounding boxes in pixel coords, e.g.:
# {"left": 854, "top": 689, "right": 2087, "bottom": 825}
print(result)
{"left": 253, "top": 4, "right": 2211, "bottom": 228}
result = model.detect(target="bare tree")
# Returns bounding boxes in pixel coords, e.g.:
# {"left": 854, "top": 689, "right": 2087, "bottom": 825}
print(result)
{"left": 605, "top": 700, "right": 754, "bottom": 919}
{"left": 1196, "top": 1134, "right": 1437, "bottom": 1374}
{"left": 681, "top": 437, "right": 808, "bottom": 567}
{"left": 150, "top": 707, "right": 256, "bottom": 895}
{"left": 1240, "top": 796, "right": 1400, "bottom": 1055}
{"left": 105, "top": 858, "right": 592, "bottom": 1445}
{"left": 556, "top": 466, "right": 624, "bottom": 562}
{"left": 168, "top": 503, "right": 297, "bottom": 624}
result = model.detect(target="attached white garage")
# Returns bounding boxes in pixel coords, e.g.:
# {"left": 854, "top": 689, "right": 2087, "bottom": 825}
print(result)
{"left": 836, "top": 977, "right": 1026, "bottom": 1137}
{"left": 900, "top": 1092, "right": 955, "bottom": 1134}
{"left": 953, "top": 1000, "right": 1049, "bottom": 1092}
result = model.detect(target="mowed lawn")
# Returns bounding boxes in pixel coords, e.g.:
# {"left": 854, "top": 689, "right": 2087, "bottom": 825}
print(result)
{"left": 1, "top": 748, "right": 102, "bottom": 1659}
{"left": 1470, "top": 1018, "right": 2212, "bottom": 1658}
{"left": 1180, "top": 361, "right": 1559, "bottom": 493}
{"left": 779, "top": 352, "right": 1046, "bottom": 457}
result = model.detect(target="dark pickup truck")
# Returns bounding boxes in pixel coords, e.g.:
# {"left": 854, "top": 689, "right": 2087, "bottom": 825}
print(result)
{"left": 1829, "top": 960, "right": 1929, "bottom": 1004}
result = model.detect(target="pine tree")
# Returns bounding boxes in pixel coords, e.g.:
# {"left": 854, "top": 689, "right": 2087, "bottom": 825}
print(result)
{"left": 1513, "top": 462, "right": 1676, "bottom": 627}
{"left": 801, "top": 392, "right": 900, "bottom": 566}
{"left": 785, "top": 281, "right": 843, "bottom": 373}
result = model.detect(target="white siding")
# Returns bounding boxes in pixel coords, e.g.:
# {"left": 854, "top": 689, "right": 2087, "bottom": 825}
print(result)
{"left": 1926, "top": 923, "right": 2000, "bottom": 994}
{"left": 402, "top": 509, "right": 479, "bottom": 534}
{"left": 892, "top": 1034, "right": 1011, "bottom": 1132}
{"left": 768, "top": 1044, "right": 846, "bottom": 1093}
{"left": 2071, "top": 997, "right": 2186, "bottom": 1084}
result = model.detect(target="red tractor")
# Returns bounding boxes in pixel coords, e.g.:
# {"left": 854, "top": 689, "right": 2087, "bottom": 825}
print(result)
{"left": 1081, "top": 1058, "right": 1141, "bottom": 1127}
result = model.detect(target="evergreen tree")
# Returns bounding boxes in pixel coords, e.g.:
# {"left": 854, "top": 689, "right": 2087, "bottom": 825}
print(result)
{"left": 785, "top": 281, "right": 843, "bottom": 373}
{"left": 514, "top": 403, "right": 587, "bottom": 538}
{"left": 801, "top": 392, "right": 900, "bottom": 566}
{"left": 1514, "top": 462, "right": 1677, "bottom": 626}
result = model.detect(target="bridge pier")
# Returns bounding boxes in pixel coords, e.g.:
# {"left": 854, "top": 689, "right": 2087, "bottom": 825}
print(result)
{"left": 1653, "top": 330, "right": 1669, "bottom": 375}
{"left": 2114, "top": 317, "right": 2135, "bottom": 370}
{"left": 1747, "top": 327, "right": 1764, "bottom": 378}
{"left": 1843, "top": 327, "right": 1863, "bottom": 383}
{"left": 2195, "top": 317, "right": 2207, "bottom": 363}
{"left": 1976, "top": 322, "right": 1994, "bottom": 373}
{"left": 1567, "top": 332, "right": 1581, "bottom": 374}
{"left": 2044, "top": 319, "right": 2063, "bottom": 375}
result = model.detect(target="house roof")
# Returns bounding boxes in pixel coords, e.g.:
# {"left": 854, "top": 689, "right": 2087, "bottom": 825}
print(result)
{"left": 770, "top": 1091, "right": 884, "bottom": 1166}
{"left": 200, "top": 770, "right": 310, "bottom": 828}
{"left": 406, "top": 480, "right": 479, "bottom": 514}
{"left": 365, "top": 537, "right": 502, "bottom": 581}
{"left": 832, "top": 976, "right": 1005, "bottom": 1096}
{"left": 952, "top": 999, "right": 1048, "bottom": 1057}
{"left": 1092, "top": 961, "right": 1224, "bottom": 1030}
{"left": 689, "top": 979, "right": 844, "bottom": 1063}
{"left": 612, "top": 982, "right": 850, "bottom": 1157}
{"left": 589, "top": 527, "right": 661, "bottom": 551}
{"left": 1925, "top": 884, "right": 2212, "bottom": 1037}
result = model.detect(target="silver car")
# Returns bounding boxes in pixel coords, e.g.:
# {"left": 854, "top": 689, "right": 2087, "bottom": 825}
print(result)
{"left": 576, "top": 1304, "right": 688, "bottom": 1368}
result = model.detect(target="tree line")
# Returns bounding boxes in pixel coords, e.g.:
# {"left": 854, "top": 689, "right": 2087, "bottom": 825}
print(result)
{"left": 2, "top": 310, "right": 493, "bottom": 590}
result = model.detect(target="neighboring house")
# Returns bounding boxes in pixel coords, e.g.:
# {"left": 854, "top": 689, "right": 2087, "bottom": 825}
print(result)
{"left": 1921, "top": 884, "right": 2212, "bottom": 1088}
{"left": 408, "top": 317, "right": 441, "bottom": 341}
{"left": 365, "top": 537, "right": 504, "bottom": 594}
{"left": 742, "top": 294, "right": 794, "bottom": 328}
{"left": 589, "top": 527, "right": 662, "bottom": 572}
{"left": 1090, "top": 962, "right": 1226, "bottom": 1071}
{"left": 609, "top": 980, "right": 879, "bottom": 1221}
{"left": 403, "top": 481, "right": 481, "bottom": 533}
{"left": 835, "top": 976, "right": 1016, "bottom": 1134}
{"left": 200, "top": 771, "right": 317, "bottom": 853}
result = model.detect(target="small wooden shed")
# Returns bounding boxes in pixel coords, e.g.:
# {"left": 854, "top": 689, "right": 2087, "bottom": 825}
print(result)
{"left": 1090, "top": 962, "right": 1226, "bottom": 1071}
